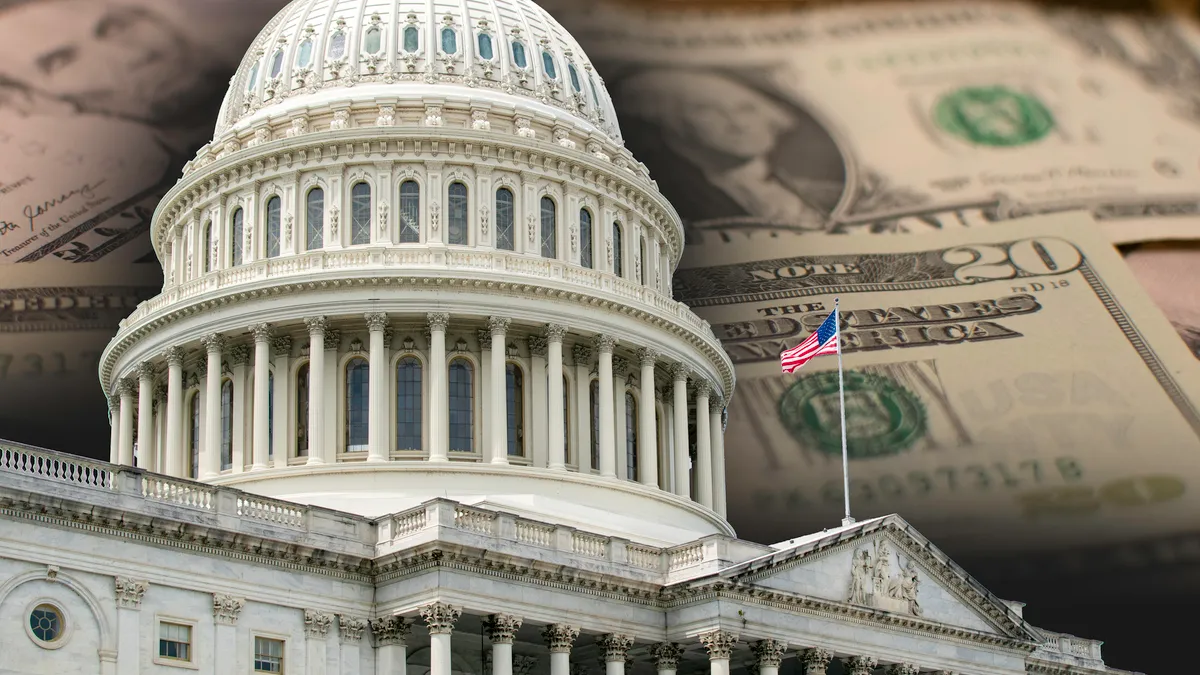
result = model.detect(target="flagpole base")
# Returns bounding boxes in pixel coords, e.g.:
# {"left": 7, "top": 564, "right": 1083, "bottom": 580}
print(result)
{"left": 841, "top": 516, "right": 856, "bottom": 527}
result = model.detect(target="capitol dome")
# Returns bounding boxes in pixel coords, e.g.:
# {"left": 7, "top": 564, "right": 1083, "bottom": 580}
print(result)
{"left": 98, "top": 0, "right": 734, "bottom": 547}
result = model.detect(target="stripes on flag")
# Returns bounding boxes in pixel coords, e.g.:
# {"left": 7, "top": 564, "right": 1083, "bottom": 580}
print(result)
{"left": 780, "top": 310, "right": 840, "bottom": 373}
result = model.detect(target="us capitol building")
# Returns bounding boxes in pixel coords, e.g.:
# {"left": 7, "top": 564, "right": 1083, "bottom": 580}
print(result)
{"left": 0, "top": 1, "right": 1138, "bottom": 674}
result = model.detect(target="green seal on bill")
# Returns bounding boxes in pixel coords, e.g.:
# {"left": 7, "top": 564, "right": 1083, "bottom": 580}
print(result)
{"left": 933, "top": 86, "right": 1055, "bottom": 147}
{"left": 778, "top": 371, "right": 926, "bottom": 459}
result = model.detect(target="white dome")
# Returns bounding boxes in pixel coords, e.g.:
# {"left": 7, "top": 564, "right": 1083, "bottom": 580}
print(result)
{"left": 215, "top": 0, "right": 622, "bottom": 143}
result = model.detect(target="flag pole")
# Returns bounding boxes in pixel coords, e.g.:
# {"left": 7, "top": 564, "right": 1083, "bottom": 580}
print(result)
{"left": 835, "top": 298, "right": 854, "bottom": 526}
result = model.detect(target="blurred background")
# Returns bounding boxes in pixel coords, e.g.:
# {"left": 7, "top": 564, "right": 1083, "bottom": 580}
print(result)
{"left": 2, "top": 0, "right": 1199, "bottom": 671}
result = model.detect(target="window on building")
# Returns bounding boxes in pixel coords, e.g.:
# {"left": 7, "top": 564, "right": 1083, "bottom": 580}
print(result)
{"left": 447, "top": 182, "right": 468, "bottom": 245}
{"left": 449, "top": 359, "right": 474, "bottom": 452}
{"left": 158, "top": 622, "right": 192, "bottom": 662}
{"left": 399, "top": 181, "right": 420, "bottom": 243}
{"left": 328, "top": 31, "right": 346, "bottom": 59}
{"left": 364, "top": 27, "right": 382, "bottom": 54}
{"left": 403, "top": 26, "right": 419, "bottom": 53}
{"left": 568, "top": 63, "right": 582, "bottom": 92}
{"left": 202, "top": 221, "right": 213, "bottom": 274}
{"left": 511, "top": 41, "right": 527, "bottom": 68}
{"left": 540, "top": 196, "right": 556, "bottom": 259}
{"left": 640, "top": 236, "right": 647, "bottom": 285}
{"left": 253, "top": 636, "right": 285, "bottom": 673}
{"left": 495, "top": 188, "right": 514, "bottom": 251}
{"left": 220, "top": 380, "right": 233, "bottom": 471}
{"left": 441, "top": 27, "right": 457, "bottom": 54}
{"left": 478, "top": 33, "right": 494, "bottom": 60}
{"left": 542, "top": 51, "right": 557, "bottom": 79}
{"left": 28, "top": 604, "right": 63, "bottom": 644}
{"left": 612, "top": 222, "right": 623, "bottom": 277}
{"left": 588, "top": 74, "right": 600, "bottom": 107}
{"left": 189, "top": 392, "right": 200, "bottom": 478}
{"left": 345, "top": 357, "right": 369, "bottom": 452}
{"left": 579, "top": 208, "right": 593, "bottom": 269}
{"left": 247, "top": 62, "right": 260, "bottom": 92}
{"left": 506, "top": 363, "right": 524, "bottom": 456}
{"left": 296, "top": 364, "right": 309, "bottom": 457}
{"left": 626, "top": 392, "right": 638, "bottom": 481}
{"left": 297, "top": 39, "right": 313, "bottom": 68}
{"left": 265, "top": 196, "right": 281, "bottom": 258}
{"left": 589, "top": 380, "right": 599, "bottom": 471}
{"left": 231, "top": 208, "right": 245, "bottom": 267}
{"left": 396, "top": 357, "right": 422, "bottom": 450}
{"left": 270, "top": 49, "right": 285, "bottom": 78}
{"left": 306, "top": 188, "right": 324, "bottom": 251}
{"left": 351, "top": 182, "right": 371, "bottom": 246}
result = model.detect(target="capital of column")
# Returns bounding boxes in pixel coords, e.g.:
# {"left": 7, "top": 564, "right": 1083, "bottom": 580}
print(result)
{"left": 694, "top": 380, "right": 713, "bottom": 398}
{"left": 650, "top": 642, "right": 683, "bottom": 671}
{"left": 593, "top": 334, "right": 617, "bottom": 354}
{"left": 164, "top": 346, "right": 186, "bottom": 367}
{"left": 420, "top": 601, "right": 462, "bottom": 635}
{"left": 114, "top": 577, "right": 147, "bottom": 609}
{"left": 304, "top": 316, "right": 329, "bottom": 335}
{"left": 365, "top": 312, "right": 389, "bottom": 332}
{"left": 545, "top": 323, "right": 568, "bottom": 343}
{"left": 515, "top": 655, "right": 539, "bottom": 675}
{"left": 369, "top": 616, "right": 412, "bottom": 646}
{"left": 428, "top": 312, "right": 450, "bottom": 331}
{"left": 488, "top": 315, "right": 511, "bottom": 336}
{"left": 304, "top": 609, "right": 333, "bottom": 638}
{"left": 699, "top": 630, "right": 738, "bottom": 660}
{"left": 844, "top": 657, "right": 878, "bottom": 675}
{"left": 272, "top": 335, "right": 293, "bottom": 357}
{"left": 116, "top": 377, "right": 136, "bottom": 397}
{"left": 229, "top": 344, "right": 251, "bottom": 367}
{"left": 710, "top": 395, "right": 725, "bottom": 412}
{"left": 751, "top": 640, "right": 787, "bottom": 668}
{"left": 135, "top": 361, "right": 155, "bottom": 381}
{"left": 597, "top": 634, "right": 635, "bottom": 663}
{"left": 886, "top": 665, "right": 919, "bottom": 675}
{"left": 213, "top": 594, "right": 244, "bottom": 626}
{"left": 201, "top": 333, "right": 227, "bottom": 355}
{"left": 483, "top": 613, "right": 523, "bottom": 644}
{"left": 541, "top": 623, "right": 579, "bottom": 653}
{"left": 339, "top": 615, "right": 368, "bottom": 643}
{"left": 612, "top": 356, "right": 631, "bottom": 379}
{"left": 383, "top": 326, "right": 395, "bottom": 349}
{"left": 527, "top": 336, "right": 548, "bottom": 358}
{"left": 800, "top": 648, "right": 833, "bottom": 674}
{"left": 324, "top": 329, "right": 341, "bottom": 350}
{"left": 572, "top": 344, "right": 592, "bottom": 364}
{"left": 637, "top": 347, "right": 658, "bottom": 368}
{"left": 251, "top": 323, "right": 273, "bottom": 342}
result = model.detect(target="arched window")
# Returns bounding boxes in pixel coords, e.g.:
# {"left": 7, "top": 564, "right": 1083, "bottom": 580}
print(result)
{"left": 589, "top": 380, "right": 600, "bottom": 471}
{"left": 220, "top": 380, "right": 233, "bottom": 471}
{"left": 396, "top": 357, "right": 422, "bottom": 450}
{"left": 399, "top": 181, "right": 420, "bottom": 243}
{"left": 540, "top": 196, "right": 556, "bottom": 259}
{"left": 247, "top": 62, "right": 260, "bottom": 92}
{"left": 345, "top": 358, "right": 369, "bottom": 452}
{"left": 296, "top": 363, "right": 309, "bottom": 457}
{"left": 512, "top": 41, "right": 527, "bottom": 68}
{"left": 268, "top": 371, "right": 274, "bottom": 459}
{"left": 588, "top": 74, "right": 600, "bottom": 107}
{"left": 329, "top": 31, "right": 347, "bottom": 59}
{"left": 351, "top": 182, "right": 371, "bottom": 245}
{"left": 202, "top": 221, "right": 213, "bottom": 274}
{"left": 403, "top": 26, "right": 419, "bottom": 53}
{"left": 506, "top": 363, "right": 524, "bottom": 457}
{"left": 626, "top": 392, "right": 638, "bottom": 481}
{"left": 270, "top": 49, "right": 285, "bottom": 78}
{"left": 612, "top": 221, "right": 623, "bottom": 277}
{"left": 230, "top": 208, "right": 244, "bottom": 267}
{"left": 478, "top": 33, "right": 494, "bottom": 60}
{"left": 542, "top": 51, "right": 557, "bottom": 79}
{"left": 265, "top": 196, "right": 281, "bottom": 258}
{"left": 568, "top": 63, "right": 582, "bottom": 93}
{"left": 188, "top": 392, "right": 200, "bottom": 479}
{"left": 495, "top": 188, "right": 515, "bottom": 251}
{"left": 579, "top": 208, "right": 593, "bottom": 269}
{"left": 297, "top": 39, "right": 313, "bottom": 68}
{"left": 447, "top": 182, "right": 468, "bottom": 245}
{"left": 449, "top": 359, "right": 474, "bottom": 452}
{"left": 306, "top": 188, "right": 324, "bottom": 251}
{"left": 441, "top": 27, "right": 457, "bottom": 54}
{"left": 364, "top": 27, "right": 382, "bottom": 54}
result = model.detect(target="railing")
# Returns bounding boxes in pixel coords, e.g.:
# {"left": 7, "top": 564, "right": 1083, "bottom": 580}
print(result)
{"left": 143, "top": 475, "right": 215, "bottom": 510}
{"left": 627, "top": 544, "right": 663, "bottom": 570}
{"left": 392, "top": 507, "right": 428, "bottom": 538}
{"left": 238, "top": 495, "right": 304, "bottom": 527}
{"left": 1039, "top": 631, "right": 1103, "bottom": 661}
{"left": 668, "top": 544, "right": 704, "bottom": 570}
{"left": 454, "top": 505, "right": 497, "bottom": 535}
{"left": 572, "top": 532, "right": 609, "bottom": 559}
{"left": 0, "top": 442, "right": 114, "bottom": 490}
{"left": 515, "top": 519, "right": 555, "bottom": 548}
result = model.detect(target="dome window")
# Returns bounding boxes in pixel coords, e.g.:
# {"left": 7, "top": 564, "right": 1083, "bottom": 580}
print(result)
{"left": 441, "top": 27, "right": 458, "bottom": 54}
{"left": 542, "top": 51, "right": 557, "bottom": 79}
{"left": 269, "top": 49, "right": 285, "bottom": 78}
{"left": 297, "top": 39, "right": 313, "bottom": 68}
{"left": 568, "top": 63, "right": 582, "bottom": 93}
{"left": 588, "top": 74, "right": 600, "bottom": 106}
{"left": 511, "top": 41, "right": 527, "bottom": 69}
{"left": 364, "top": 27, "right": 382, "bottom": 55}
{"left": 328, "top": 31, "right": 347, "bottom": 59}
{"left": 246, "top": 61, "right": 260, "bottom": 92}
{"left": 477, "top": 33, "right": 494, "bottom": 61}
{"left": 403, "top": 25, "right": 419, "bottom": 53}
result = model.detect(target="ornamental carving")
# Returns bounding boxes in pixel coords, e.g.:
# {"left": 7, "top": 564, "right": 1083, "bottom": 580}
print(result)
{"left": 569, "top": 222, "right": 578, "bottom": 254}
{"left": 114, "top": 577, "right": 147, "bottom": 609}
{"left": 526, "top": 214, "right": 536, "bottom": 243}
{"left": 135, "top": 361, "right": 155, "bottom": 381}
{"left": 515, "top": 117, "right": 536, "bottom": 139}
{"left": 593, "top": 334, "right": 616, "bottom": 353}
{"left": 694, "top": 380, "right": 713, "bottom": 398}
{"left": 637, "top": 347, "right": 658, "bottom": 368}
{"left": 377, "top": 105, "right": 396, "bottom": 127}
{"left": 800, "top": 648, "right": 832, "bottom": 674}
{"left": 545, "top": 324, "right": 568, "bottom": 343}
{"left": 165, "top": 346, "right": 186, "bottom": 367}
{"left": 339, "top": 615, "right": 367, "bottom": 643}
{"left": 425, "top": 105, "right": 444, "bottom": 127}
{"left": 369, "top": 616, "right": 411, "bottom": 646}
{"left": 845, "top": 657, "right": 878, "bottom": 675}
{"left": 365, "top": 313, "right": 389, "bottom": 331}
{"left": 420, "top": 602, "right": 461, "bottom": 634}
{"left": 330, "top": 110, "right": 350, "bottom": 131}
{"left": 430, "top": 202, "right": 441, "bottom": 232}
{"left": 514, "top": 655, "right": 538, "bottom": 675}
{"left": 471, "top": 110, "right": 491, "bottom": 131}
{"left": 483, "top": 613, "right": 522, "bottom": 644}
{"left": 669, "top": 362, "right": 690, "bottom": 382}
{"left": 286, "top": 117, "right": 308, "bottom": 138}
{"left": 229, "top": 344, "right": 251, "bottom": 367}
{"left": 305, "top": 609, "right": 333, "bottom": 638}
{"left": 541, "top": 624, "right": 579, "bottom": 653}
{"left": 201, "top": 334, "right": 227, "bottom": 354}
{"left": 847, "top": 539, "right": 921, "bottom": 616}
{"left": 213, "top": 594, "right": 244, "bottom": 625}
{"left": 251, "top": 324, "right": 272, "bottom": 342}
{"left": 273, "top": 336, "right": 293, "bottom": 357}
{"left": 597, "top": 634, "right": 634, "bottom": 662}
{"left": 650, "top": 642, "right": 683, "bottom": 670}
{"left": 305, "top": 316, "right": 329, "bottom": 335}
{"left": 250, "top": 127, "right": 271, "bottom": 147}
{"left": 572, "top": 344, "right": 592, "bottom": 364}
{"left": 324, "top": 330, "right": 341, "bottom": 351}
{"left": 587, "top": 141, "right": 610, "bottom": 161}
{"left": 488, "top": 316, "right": 511, "bottom": 336}
{"left": 612, "top": 356, "right": 631, "bottom": 379}
{"left": 887, "top": 665, "right": 919, "bottom": 675}
{"left": 329, "top": 205, "right": 340, "bottom": 237}
{"left": 554, "top": 127, "right": 576, "bottom": 149}
{"left": 427, "top": 312, "right": 450, "bottom": 332}
{"left": 284, "top": 215, "right": 293, "bottom": 247}
{"left": 699, "top": 630, "right": 738, "bottom": 660}
{"left": 379, "top": 203, "right": 390, "bottom": 237}
{"left": 480, "top": 205, "right": 490, "bottom": 235}
{"left": 752, "top": 640, "right": 787, "bottom": 668}
{"left": 527, "top": 336, "right": 547, "bottom": 358}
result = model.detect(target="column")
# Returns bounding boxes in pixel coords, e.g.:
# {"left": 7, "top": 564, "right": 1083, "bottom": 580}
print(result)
{"left": 366, "top": 313, "right": 390, "bottom": 462}
{"left": 528, "top": 337, "right": 549, "bottom": 467}
{"left": 117, "top": 379, "right": 135, "bottom": 467}
{"left": 271, "top": 337, "right": 292, "bottom": 468}
{"left": 572, "top": 345, "right": 592, "bottom": 472}
{"left": 322, "top": 330, "right": 339, "bottom": 462}
{"left": 598, "top": 634, "right": 634, "bottom": 675}
{"left": 546, "top": 325, "right": 567, "bottom": 470}
{"left": 303, "top": 610, "right": 333, "bottom": 675}
{"left": 114, "top": 577, "right": 147, "bottom": 675}
{"left": 108, "top": 395, "right": 119, "bottom": 464}
{"left": 670, "top": 364, "right": 691, "bottom": 499}
{"left": 651, "top": 643, "right": 683, "bottom": 675}
{"left": 710, "top": 398, "right": 727, "bottom": 517}
{"left": 489, "top": 317, "right": 511, "bottom": 464}
{"left": 369, "top": 616, "right": 411, "bottom": 675}
{"left": 339, "top": 615, "right": 368, "bottom": 675}
{"left": 844, "top": 657, "right": 878, "bottom": 675}
{"left": 478, "top": 328, "right": 492, "bottom": 461}
{"left": 251, "top": 325, "right": 272, "bottom": 470}
{"left": 304, "top": 318, "right": 327, "bottom": 465}
{"left": 230, "top": 345, "right": 251, "bottom": 472}
{"left": 484, "top": 614, "right": 523, "bottom": 675}
{"left": 428, "top": 313, "right": 450, "bottom": 461}
{"left": 800, "top": 649, "right": 833, "bottom": 675}
{"left": 541, "top": 624, "right": 579, "bottom": 675}
{"left": 636, "top": 349, "right": 658, "bottom": 487}
{"left": 752, "top": 641, "right": 787, "bottom": 675}
{"left": 886, "top": 664, "right": 919, "bottom": 675}
{"left": 699, "top": 631, "right": 738, "bottom": 675}
{"left": 136, "top": 363, "right": 155, "bottom": 471}
{"left": 200, "top": 335, "right": 225, "bottom": 478}
{"left": 213, "top": 595, "right": 244, "bottom": 675}
{"left": 694, "top": 381, "right": 713, "bottom": 509}
{"left": 662, "top": 391, "right": 675, "bottom": 492}
{"left": 596, "top": 335, "right": 617, "bottom": 477}
{"left": 164, "top": 347, "right": 185, "bottom": 477}
{"left": 612, "top": 357, "right": 629, "bottom": 480}
{"left": 421, "top": 602, "right": 462, "bottom": 675}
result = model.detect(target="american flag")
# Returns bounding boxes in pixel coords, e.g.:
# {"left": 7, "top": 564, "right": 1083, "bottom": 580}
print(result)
{"left": 780, "top": 309, "right": 840, "bottom": 373}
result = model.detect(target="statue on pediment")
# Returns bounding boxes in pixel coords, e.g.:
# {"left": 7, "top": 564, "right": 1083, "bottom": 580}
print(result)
{"left": 847, "top": 539, "right": 922, "bottom": 617}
